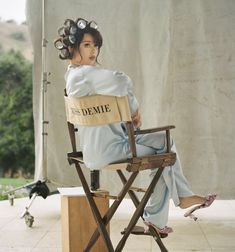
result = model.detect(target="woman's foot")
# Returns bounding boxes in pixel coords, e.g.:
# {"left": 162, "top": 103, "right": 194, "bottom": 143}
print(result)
{"left": 143, "top": 221, "right": 173, "bottom": 235}
{"left": 183, "top": 194, "right": 217, "bottom": 220}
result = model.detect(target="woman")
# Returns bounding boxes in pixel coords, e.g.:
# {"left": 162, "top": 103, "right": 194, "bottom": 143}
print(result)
{"left": 54, "top": 18, "right": 216, "bottom": 235}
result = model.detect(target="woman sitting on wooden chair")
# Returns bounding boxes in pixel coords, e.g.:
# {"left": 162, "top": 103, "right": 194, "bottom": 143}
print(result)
{"left": 54, "top": 18, "right": 216, "bottom": 235}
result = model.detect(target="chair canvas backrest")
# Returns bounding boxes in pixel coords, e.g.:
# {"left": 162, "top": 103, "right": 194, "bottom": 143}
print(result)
{"left": 64, "top": 95, "right": 132, "bottom": 126}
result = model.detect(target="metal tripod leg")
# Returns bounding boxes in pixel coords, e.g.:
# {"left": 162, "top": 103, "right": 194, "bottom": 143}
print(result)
{"left": 20, "top": 192, "right": 37, "bottom": 227}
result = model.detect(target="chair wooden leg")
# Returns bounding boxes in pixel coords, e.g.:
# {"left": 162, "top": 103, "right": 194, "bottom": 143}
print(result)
{"left": 115, "top": 167, "right": 166, "bottom": 252}
{"left": 149, "top": 225, "right": 168, "bottom": 252}
{"left": 84, "top": 171, "right": 139, "bottom": 252}
{"left": 74, "top": 162, "right": 114, "bottom": 252}
{"left": 117, "top": 170, "right": 168, "bottom": 252}
{"left": 117, "top": 170, "right": 140, "bottom": 208}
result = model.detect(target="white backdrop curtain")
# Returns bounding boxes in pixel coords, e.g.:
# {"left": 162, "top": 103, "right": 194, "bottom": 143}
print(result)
{"left": 26, "top": 0, "right": 235, "bottom": 198}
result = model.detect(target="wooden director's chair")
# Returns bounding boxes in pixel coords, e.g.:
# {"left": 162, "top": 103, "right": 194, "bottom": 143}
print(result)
{"left": 64, "top": 92, "right": 176, "bottom": 252}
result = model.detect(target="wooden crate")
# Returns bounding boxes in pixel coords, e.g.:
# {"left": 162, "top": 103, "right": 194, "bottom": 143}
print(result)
{"left": 61, "top": 194, "right": 109, "bottom": 252}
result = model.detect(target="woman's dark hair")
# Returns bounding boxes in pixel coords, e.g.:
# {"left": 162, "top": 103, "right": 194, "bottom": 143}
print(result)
{"left": 54, "top": 18, "right": 103, "bottom": 60}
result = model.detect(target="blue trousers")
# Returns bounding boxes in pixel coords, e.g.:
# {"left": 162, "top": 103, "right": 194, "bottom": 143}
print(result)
{"left": 134, "top": 132, "right": 194, "bottom": 228}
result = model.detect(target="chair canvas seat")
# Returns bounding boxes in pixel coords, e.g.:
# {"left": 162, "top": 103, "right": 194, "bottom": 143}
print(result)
{"left": 68, "top": 155, "right": 129, "bottom": 171}
{"left": 68, "top": 151, "right": 176, "bottom": 172}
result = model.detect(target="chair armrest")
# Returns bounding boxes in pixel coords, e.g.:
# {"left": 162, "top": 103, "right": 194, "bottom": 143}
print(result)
{"left": 134, "top": 125, "right": 175, "bottom": 135}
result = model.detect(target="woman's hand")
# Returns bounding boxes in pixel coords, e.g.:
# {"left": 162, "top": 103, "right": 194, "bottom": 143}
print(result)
{"left": 131, "top": 110, "right": 142, "bottom": 128}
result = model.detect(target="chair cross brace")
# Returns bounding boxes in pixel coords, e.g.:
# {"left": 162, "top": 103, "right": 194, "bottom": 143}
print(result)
{"left": 72, "top": 157, "right": 169, "bottom": 252}
{"left": 117, "top": 170, "right": 168, "bottom": 252}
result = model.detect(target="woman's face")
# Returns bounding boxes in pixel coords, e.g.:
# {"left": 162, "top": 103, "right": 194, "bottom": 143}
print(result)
{"left": 72, "top": 33, "right": 99, "bottom": 65}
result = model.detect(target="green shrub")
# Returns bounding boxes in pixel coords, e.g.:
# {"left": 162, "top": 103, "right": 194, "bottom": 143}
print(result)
{"left": 0, "top": 50, "right": 34, "bottom": 177}
{"left": 10, "top": 32, "right": 25, "bottom": 41}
